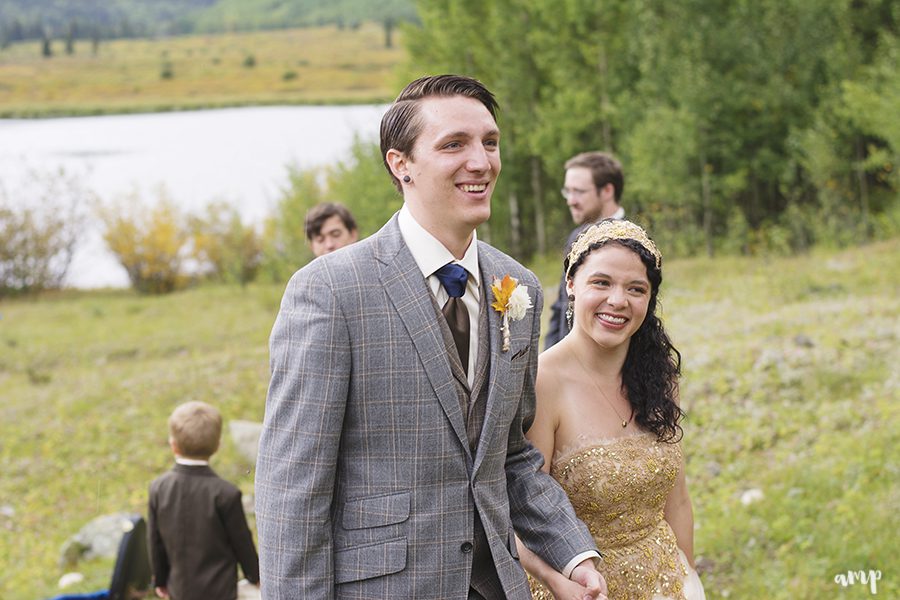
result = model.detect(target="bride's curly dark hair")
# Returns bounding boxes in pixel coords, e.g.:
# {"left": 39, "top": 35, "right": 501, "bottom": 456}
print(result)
{"left": 565, "top": 237, "right": 684, "bottom": 443}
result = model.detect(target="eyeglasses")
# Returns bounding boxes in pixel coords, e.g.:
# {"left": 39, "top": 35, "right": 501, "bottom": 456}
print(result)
{"left": 560, "top": 186, "right": 595, "bottom": 200}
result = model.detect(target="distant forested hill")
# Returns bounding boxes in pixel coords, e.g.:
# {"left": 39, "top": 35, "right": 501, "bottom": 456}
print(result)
{"left": 0, "top": 0, "right": 216, "bottom": 39}
{"left": 0, "top": 0, "right": 415, "bottom": 43}
{"left": 193, "top": 0, "right": 416, "bottom": 32}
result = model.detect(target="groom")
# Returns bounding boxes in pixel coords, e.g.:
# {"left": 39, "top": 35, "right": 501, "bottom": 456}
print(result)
{"left": 255, "top": 75, "right": 605, "bottom": 599}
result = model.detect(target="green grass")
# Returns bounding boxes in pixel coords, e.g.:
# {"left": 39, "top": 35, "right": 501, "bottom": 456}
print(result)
{"left": 0, "top": 24, "right": 404, "bottom": 117}
{"left": 0, "top": 285, "right": 282, "bottom": 598}
{"left": 1, "top": 240, "right": 898, "bottom": 599}
{"left": 657, "top": 244, "right": 899, "bottom": 598}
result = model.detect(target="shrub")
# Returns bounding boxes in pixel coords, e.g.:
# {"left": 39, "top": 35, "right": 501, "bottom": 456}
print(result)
{"left": 259, "top": 167, "right": 322, "bottom": 283}
{"left": 259, "top": 138, "right": 400, "bottom": 283}
{"left": 0, "top": 170, "right": 88, "bottom": 296}
{"left": 98, "top": 191, "right": 190, "bottom": 294}
{"left": 189, "top": 202, "right": 263, "bottom": 286}
{"left": 325, "top": 137, "right": 402, "bottom": 236}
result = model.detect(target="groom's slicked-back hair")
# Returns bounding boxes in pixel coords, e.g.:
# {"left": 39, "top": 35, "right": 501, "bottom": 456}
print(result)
{"left": 380, "top": 74, "right": 499, "bottom": 191}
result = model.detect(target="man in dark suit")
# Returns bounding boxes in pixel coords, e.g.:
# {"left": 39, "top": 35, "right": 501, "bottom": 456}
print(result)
{"left": 544, "top": 152, "right": 625, "bottom": 350}
{"left": 255, "top": 75, "right": 606, "bottom": 599}
{"left": 148, "top": 401, "right": 259, "bottom": 600}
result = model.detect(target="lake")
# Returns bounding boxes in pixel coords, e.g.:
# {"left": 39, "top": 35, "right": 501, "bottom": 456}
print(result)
{"left": 0, "top": 105, "right": 387, "bottom": 288}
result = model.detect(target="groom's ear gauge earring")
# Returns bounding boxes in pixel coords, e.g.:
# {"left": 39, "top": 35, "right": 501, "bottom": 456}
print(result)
{"left": 402, "top": 175, "right": 411, "bottom": 183}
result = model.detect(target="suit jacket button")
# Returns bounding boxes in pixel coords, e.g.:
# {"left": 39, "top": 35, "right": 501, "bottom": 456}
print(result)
{"left": 460, "top": 541, "right": 474, "bottom": 553}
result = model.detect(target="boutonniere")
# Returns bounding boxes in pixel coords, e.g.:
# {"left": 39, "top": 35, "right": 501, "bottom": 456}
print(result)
{"left": 490, "top": 274, "right": 533, "bottom": 352}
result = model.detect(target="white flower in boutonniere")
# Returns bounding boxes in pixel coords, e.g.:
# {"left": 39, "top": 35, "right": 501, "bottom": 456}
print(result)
{"left": 491, "top": 274, "right": 533, "bottom": 352}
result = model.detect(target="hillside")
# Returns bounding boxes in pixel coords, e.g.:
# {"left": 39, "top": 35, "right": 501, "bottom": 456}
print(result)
{"left": 192, "top": 0, "right": 416, "bottom": 33}
{"left": 0, "top": 0, "right": 216, "bottom": 39}
{"left": 0, "top": 24, "right": 405, "bottom": 117}
{"left": 0, "top": 0, "right": 415, "bottom": 40}
{"left": 1, "top": 240, "right": 897, "bottom": 598}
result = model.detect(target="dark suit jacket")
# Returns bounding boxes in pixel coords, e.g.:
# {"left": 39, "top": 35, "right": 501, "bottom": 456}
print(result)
{"left": 148, "top": 464, "right": 259, "bottom": 600}
{"left": 544, "top": 223, "right": 591, "bottom": 350}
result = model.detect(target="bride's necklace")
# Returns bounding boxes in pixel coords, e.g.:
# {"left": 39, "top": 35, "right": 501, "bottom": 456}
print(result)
{"left": 571, "top": 345, "right": 633, "bottom": 429}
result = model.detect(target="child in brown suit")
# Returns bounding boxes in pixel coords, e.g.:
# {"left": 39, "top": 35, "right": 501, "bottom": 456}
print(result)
{"left": 148, "top": 401, "right": 259, "bottom": 600}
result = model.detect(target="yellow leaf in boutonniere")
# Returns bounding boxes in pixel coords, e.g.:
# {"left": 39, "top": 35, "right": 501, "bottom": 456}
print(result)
{"left": 491, "top": 274, "right": 533, "bottom": 352}
{"left": 490, "top": 274, "right": 516, "bottom": 313}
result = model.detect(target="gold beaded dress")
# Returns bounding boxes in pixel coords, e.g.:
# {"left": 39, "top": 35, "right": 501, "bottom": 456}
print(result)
{"left": 529, "top": 432, "right": 705, "bottom": 600}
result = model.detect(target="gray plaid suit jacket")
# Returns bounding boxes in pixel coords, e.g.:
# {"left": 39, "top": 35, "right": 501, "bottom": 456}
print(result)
{"left": 255, "top": 214, "right": 597, "bottom": 599}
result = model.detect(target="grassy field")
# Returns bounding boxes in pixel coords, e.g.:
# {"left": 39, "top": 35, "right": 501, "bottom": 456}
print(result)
{"left": 1, "top": 240, "right": 898, "bottom": 599}
{"left": 0, "top": 24, "right": 404, "bottom": 117}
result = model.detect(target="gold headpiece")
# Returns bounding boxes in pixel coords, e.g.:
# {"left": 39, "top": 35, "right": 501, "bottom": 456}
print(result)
{"left": 566, "top": 219, "right": 662, "bottom": 277}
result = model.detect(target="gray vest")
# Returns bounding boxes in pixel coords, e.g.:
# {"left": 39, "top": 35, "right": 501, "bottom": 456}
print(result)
{"left": 435, "top": 295, "right": 505, "bottom": 599}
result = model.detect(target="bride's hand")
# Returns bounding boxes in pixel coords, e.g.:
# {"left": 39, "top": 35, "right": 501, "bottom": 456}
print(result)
{"left": 570, "top": 560, "right": 608, "bottom": 600}
{"left": 544, "top": 573, "right": 590, "bottom": 600}
{"left": 543, "top": 567, "right": 607, "bottom": 600}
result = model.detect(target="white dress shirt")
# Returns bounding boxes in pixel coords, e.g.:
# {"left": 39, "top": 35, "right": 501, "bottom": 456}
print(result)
{"left": 175, "top": 456, "right": 209, "bottom": 466}
{"left": 398, "top": 205, "right": 480, "bottom": 387}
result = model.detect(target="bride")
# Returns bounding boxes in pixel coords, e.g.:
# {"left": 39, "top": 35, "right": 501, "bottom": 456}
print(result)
{"left": 520, "top": 220, "right": 705, "bottom": 600}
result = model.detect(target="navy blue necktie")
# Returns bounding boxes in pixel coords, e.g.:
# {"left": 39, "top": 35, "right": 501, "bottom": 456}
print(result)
{"left": 434, "top": 263, "right": 469, "bottom": 375}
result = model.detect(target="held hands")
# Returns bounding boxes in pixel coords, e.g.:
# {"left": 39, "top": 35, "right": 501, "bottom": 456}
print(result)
{"left": 543, "top": 573, "right": 601, "bottom": 600}
{"left": 570, "top": 559, "right": 608, "bottom": 600}
{"left": 154, "top": 586, "right": 169, "bottom": 599}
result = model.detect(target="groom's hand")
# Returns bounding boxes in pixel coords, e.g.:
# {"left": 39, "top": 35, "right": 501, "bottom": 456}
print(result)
{"left": 570, "top": 559, "right": 608, "bottom": 600}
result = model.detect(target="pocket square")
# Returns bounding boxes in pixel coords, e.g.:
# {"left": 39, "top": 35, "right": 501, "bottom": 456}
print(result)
{"left": 510, "top": 345, "right": 530, "bottom": 361}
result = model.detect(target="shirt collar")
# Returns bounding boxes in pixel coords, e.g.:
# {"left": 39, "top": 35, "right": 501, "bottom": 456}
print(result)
{"left": 175, "top": 456, "right": 209, "bottom": 466}
{"left": 397, "top": 205, "right": 480, "bottom": 287}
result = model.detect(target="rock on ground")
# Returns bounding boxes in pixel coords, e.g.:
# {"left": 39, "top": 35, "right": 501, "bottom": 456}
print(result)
{"left": 230, "top": 420, "right": 263, "bottom": 464}
{"left": 59, "top": 512, "right": 135, "bottom": 568}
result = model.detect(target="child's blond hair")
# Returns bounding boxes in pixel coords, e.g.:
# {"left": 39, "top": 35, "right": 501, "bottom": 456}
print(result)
{"left": 168, "top": 401, "right": 222, "bottom": 459}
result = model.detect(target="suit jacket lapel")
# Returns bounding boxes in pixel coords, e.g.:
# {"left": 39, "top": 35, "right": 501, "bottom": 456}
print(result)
{"left": 474, "top": 258, "right": 509, "bottom": 472}
{"left": 374, "top": 215, "right": 471, "bottom": 453}
{"left": 473, "top": 249, "right": 532, "bottom": 473}
{"left": 463, "top": 297, "right": 491, "bottom": 452}
{"left": 468, "top": 297, "right": 490, "bottom": 401}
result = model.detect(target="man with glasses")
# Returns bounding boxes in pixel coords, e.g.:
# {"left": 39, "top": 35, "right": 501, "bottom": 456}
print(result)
{"left": 544, "top": 151, "right": 625, "bottom": 349}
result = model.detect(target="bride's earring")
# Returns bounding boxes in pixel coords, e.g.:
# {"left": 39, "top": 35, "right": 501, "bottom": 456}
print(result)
{"left": 565, "top": 294, "right": 575, "bottom": 329}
